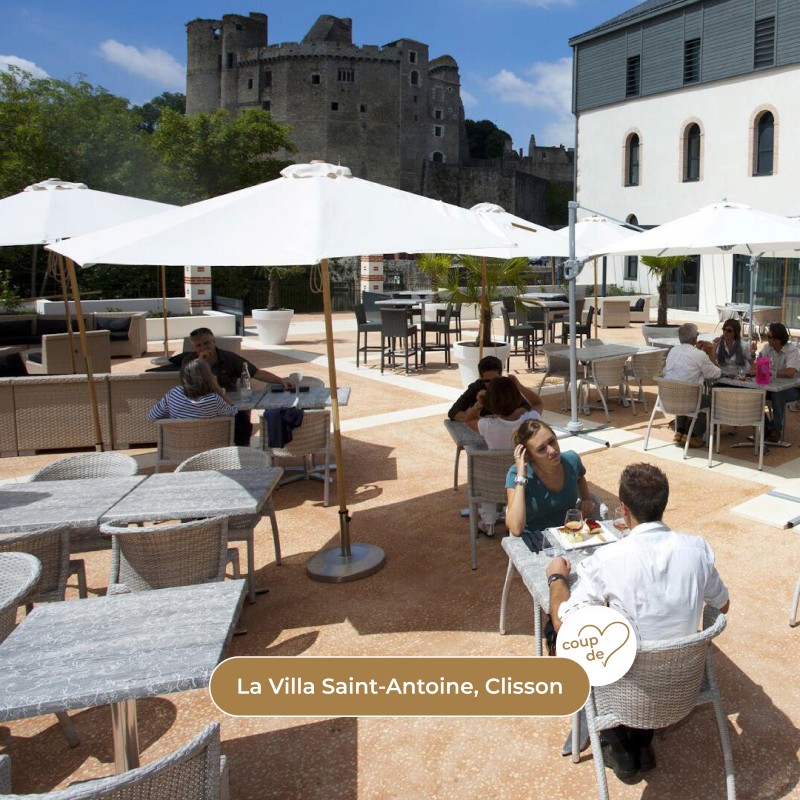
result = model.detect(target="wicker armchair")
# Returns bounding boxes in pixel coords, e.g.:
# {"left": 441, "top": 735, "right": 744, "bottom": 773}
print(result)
{"left": 155, "top": 417, "right": 235, "bottom": 472}
{"left": 645, "top": 378, "right": 709, "bottom": 459}
{"left": 25, "top": 330, "right": 112, "bottom": 375}
{"left": 260, "top": 409, "right": 332, "bottom": 506}
{"left": 624, "top": 349, "right": 666, "bottom": 415}
{"left": 536, "top": 344, "right": 571, "bottom": 411}
{"left": 577, "top": 355, "right": 631, "bottom": 422}
{"left": 354, "top": 303, "right": 381, "bottom": 367}
{"left": 466, "top": 449, "right": 514, "bottom": 569}
{"left": 0, "top": 552, "right": 41, "bottom": 644}
{"left": 100, "top": 516, "right": 239, "bottom": 595}
{"left": 708, "top": 387, "right": 767, "bottom": 470}
{"left": 30, "top": 452, "right": 139, "bottom": 481}
{"left": 583, "top": 611, "right": 734, "bottom": 800}
{"left": 176, "top": 447, "right": 281, "bottom": 604}
{"left": 0, "top": 722, "right": 229, "bottom": 799}
{"left": 791, "top": 576, "right": 800, "bottom": 627}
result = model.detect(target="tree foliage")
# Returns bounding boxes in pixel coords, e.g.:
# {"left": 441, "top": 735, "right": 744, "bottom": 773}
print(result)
{"left": 465, "top": 119, "right": 512, "bottom": 159}
{"left": 640, "top": 255, "right": 687, "bottom": 326}
{"left": 132, "top": 92, "right": 186, "bottom": 133}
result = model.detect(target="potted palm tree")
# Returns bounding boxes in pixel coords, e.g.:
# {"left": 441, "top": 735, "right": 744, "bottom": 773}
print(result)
{"left": 252, "top": 265, "right": 304, "bottom": 345}
{"left": 419, "top": 253, "right": 528, "bottom": 386}
{"left": 640, "top": 255, "right": 686, "bottom": 339}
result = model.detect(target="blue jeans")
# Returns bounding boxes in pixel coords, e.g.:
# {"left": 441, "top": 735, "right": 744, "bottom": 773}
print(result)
{"left": 675, "top": 395, "right": 710, "bottom": 439}
{"left": 767, "top": 388, "right": 800, "bottom": 435}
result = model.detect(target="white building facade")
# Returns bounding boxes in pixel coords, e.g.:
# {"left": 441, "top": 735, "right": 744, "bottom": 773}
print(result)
{"left": 570, "top": 0, "right": 800, "bottom": 323}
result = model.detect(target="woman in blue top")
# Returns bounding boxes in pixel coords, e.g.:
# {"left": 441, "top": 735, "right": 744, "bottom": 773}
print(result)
{"left": 505, "top": 419, "right": 596, "bottom": 542}
{"left": 148, "top": 358, "right": 237, "bottom": 421}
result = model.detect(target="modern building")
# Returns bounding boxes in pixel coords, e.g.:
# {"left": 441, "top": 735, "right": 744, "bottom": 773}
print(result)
{"left": 569, "top": 0, "right": 800, "bottom": 322}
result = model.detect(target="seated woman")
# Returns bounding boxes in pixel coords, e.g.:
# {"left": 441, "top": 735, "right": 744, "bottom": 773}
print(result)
{"left": 505, "top": 419, "right": 597, "bottom": 550}
{"left": 147, "top": 358, "right": 237, "bottom": 421}
{"left": 713, "top": 318, "right": 752, "bottom": 375}
{"left": 465, "top": 377, "right": 541, "bottom": 535}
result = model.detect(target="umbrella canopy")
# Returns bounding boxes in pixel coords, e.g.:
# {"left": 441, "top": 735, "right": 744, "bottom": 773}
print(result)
{"left": 0, "top": 178, "right": 175, "bottom": 246}
{"left": 49, "top": 161, "right": 517, "bottom": 584}
{"left": 591, "top": 200, "right": 800, "bottom": 258}
{"left": 50, "top": 164, "right": 514, "bottom": 267}
{"left": 556, "top": 214, "right": 639, "bottom": 259}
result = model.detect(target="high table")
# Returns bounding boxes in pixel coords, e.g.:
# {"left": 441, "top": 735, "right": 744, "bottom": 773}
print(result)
{"left": 519, "top": 297, "right": 570, "bottom": 342}
{"left": 101, "top": 468, "right": 283, "bottom": 525}
{"left": 0, "top": 477, "right": 146, "bottom": 552}
{"left": 0, "top": 579, "right": 246, "bottom": 772}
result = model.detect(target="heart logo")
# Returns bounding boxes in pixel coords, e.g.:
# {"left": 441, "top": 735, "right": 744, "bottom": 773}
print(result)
{"left": 578, "top": 622, "right": 630, "bottom": 667}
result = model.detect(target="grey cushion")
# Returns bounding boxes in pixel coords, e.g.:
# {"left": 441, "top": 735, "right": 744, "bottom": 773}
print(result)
{"left": 36, "top": 318, "right": 72, "bottom": 336}
{"left": 95, "top": 315, "right": 131, "bottom": 334}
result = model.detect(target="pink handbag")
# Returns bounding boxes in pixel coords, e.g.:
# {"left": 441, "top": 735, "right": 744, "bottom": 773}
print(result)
{"left": 755, "top": 357, "right": 771, "bottom": 385}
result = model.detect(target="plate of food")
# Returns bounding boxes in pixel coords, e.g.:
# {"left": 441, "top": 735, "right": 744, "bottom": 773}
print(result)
{"left": 548, "top": 519, "right": 619, "bottom": 550}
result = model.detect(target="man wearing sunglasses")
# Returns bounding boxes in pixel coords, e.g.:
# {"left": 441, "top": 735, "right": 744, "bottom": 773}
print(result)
{"left": 753, "top": 322, "right": 800, "bottom": 444}
{"left": 447, "top": 355, "right": 543, "bottom": 422}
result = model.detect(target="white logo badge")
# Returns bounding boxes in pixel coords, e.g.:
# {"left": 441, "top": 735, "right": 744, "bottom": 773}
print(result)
{"left": 556, "top": 606, "right": 637, "bottom": 686}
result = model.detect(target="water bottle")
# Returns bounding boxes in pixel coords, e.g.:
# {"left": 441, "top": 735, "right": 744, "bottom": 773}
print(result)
{"left": 240, "top": 364, "right": 252, "bottom": 401}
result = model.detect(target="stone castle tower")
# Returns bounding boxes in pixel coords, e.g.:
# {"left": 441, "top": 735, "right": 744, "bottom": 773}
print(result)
{"left": 186, "top": 12, "right": 464, "bottom": 193}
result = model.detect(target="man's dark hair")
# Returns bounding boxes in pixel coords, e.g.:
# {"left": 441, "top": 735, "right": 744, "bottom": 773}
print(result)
{"left": 768, "top": 322, "right": 789, "bottom": 346}
{"left": 618, "top": 463, "right": 669, "bottom": 523}
{"left": 189, "top": 327, "right": 215, "bottom": 339}
{"left": 477, "top": 355, "right": 503, "bottom": 376}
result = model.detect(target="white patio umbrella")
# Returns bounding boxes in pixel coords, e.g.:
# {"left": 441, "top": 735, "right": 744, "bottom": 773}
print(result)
{"left": 0, "top": 179, "right": 176, "bottom": 441}
{"left": 591, "top": 200, "right": 800, "bottom": 343}
{"left": 49, "top": 161, "right": 515, "bottom": 583}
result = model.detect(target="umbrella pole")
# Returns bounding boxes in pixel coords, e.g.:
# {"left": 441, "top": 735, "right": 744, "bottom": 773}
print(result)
{"left": 566, "top": 202, "right": 583, "bottom": 433}
{"left": 306, "top": 258, "right": 385, "bottom": 583}
{"left": 593, "top": 258, "right": 599, "bottom": 338}
{"left": 64, "top": 257, "right": 104, "bottom": 451}
{"left": 160, "top": 265, "right": 169, "bottom": 358}
{"left": 748, "top": 255, "right": 760, "bottom": 345}
{"left": 54, "top": 252, "right": 77, "bottom": 374}
{"left": 478, "top": 256, "right": 487, "bottom": 358}
{"left": 782, "top": 258, "right": 789, "bottom": 323}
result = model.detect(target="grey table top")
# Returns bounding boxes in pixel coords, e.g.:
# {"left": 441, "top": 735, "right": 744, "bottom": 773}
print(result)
{"left": 0, "top": 580, "right": 246, "bottom": 721}
{"left": 573, "top": 343, "right": 655, "bottom": 361}
{"left": 715, "top": 374, "right": 800, "bottom": 392}
{"left": 374, "top": 298, "right": 427, "bottom": 307}
{"left": 0, "top": 477, "right": 146, "bottom": 534}
{"left": 101, "top": 468, "right": 283, "bottom": 524}
{"left": 253, "top": 386, "right": 351, "bottom": 410}
{"left": 519, "top": 292, "right": 567, "bottom": 302}
{"left": 443, "top": 419, "right": 487, "bottom": 450}
{"left": 520, "top": 298, "right": 570, "bottom": 310}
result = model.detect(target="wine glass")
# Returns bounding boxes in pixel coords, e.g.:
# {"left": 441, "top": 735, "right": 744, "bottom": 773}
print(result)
{"left": 613, "top": 506, "right": 629, "bottom": 538}
{"left": 289, "top": 371, "right": 303, "bottom": 397}
{"left": 563, "top": 508, "right": 583, "bottom": 551}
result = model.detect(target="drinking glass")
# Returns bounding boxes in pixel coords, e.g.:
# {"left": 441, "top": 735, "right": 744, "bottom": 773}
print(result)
{"left": 612, "top": 506, "right": 629, "bottom": 537}
{"left": 563, "top": 508, "right": 583, "bottom": 551}
{"left": 289, "top": 371, "right": 303, "bottom": 397}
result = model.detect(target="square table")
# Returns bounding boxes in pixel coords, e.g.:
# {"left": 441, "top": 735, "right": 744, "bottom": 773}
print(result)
{"left": 0, "top": 579, "right": 246, "bottom": 772}
{"left": 101, "top": 468, "right": 283, "bottom": 525}
{"left": 253, "top": 386, "right": 351, "bottom": 410}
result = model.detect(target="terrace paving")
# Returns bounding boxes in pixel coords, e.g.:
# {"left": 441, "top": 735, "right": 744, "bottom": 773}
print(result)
{"left": 1, "top": 310, "right": 799, "bottom": 799}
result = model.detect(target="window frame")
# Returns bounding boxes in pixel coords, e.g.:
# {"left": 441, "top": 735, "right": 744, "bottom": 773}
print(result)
{"left": 625, "top": 133, "right": 640, "bottom": 187}
{"left": 684, "top": 123, "right": 701, "bottom": 182}
{"left": 754, "top": 16, "right": 776, "bottom": 70}
{"left": 626, "top": 55, "right": 641, "bottom": 98}
{"left": 754, "top": 111, "right": 774, "bottom": 176}
{"left": 683, "top": 38, "right": 700, "bottom": 84}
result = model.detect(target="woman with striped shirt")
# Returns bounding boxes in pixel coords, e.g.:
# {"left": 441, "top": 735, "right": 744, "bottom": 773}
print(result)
{"left": 147, "top": 358, "right": 237, "bottom": 421}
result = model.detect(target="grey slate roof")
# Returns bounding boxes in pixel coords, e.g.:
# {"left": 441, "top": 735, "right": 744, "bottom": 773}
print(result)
{"left": 569, "top": 0, "right": 702, "bottom": 45}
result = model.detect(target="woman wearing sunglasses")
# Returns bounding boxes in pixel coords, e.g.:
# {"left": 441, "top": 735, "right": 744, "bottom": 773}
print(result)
{"left": 712, "top": 318, "right": 752, "bottom": 375}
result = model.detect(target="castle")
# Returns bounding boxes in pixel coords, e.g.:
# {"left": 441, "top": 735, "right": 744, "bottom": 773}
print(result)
{"left": 186, "top": 12, "right": 573, "bottom": 224}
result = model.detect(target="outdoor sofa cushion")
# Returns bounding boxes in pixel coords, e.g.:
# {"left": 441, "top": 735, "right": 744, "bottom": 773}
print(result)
{"left": 95, "top": 315, "right": 132, "bottom": 340}
{"left": 0, "top": 351, "right": 28, "bottom": 376}
{"left": 630, "top": 298, "right": 646, "bottom": 312}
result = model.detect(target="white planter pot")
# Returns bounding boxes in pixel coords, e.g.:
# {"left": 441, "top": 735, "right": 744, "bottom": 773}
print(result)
{"left": 452, "top": 340, "right": 511, "bottom": 388}
{"left": 253, "top": 308, "right": 294, "bottom": 345}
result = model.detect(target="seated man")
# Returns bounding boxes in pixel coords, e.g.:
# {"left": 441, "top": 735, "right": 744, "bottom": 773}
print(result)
{"left": 172, "top": 327, "right": 294, "bottom": 446}
{"left": 447, "top": 355, "right": 543, "bottom": 422}
{"left": 753, "top": 322, "right": 799, "bottom": 443}
{"left": 546, "top": 463, "right": 729, "bottom": 784}
{"left": 663, "top": 322, "right": 721, "bottom": 447}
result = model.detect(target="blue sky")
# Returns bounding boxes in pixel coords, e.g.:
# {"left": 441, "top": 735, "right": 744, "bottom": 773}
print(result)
{"left": 0, "top": 1, "right": 637, "bottom": 151}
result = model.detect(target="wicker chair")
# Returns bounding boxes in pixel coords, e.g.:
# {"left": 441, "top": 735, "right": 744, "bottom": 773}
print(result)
{"left": 583, "top": 611, "right": 734, "bottom": 800}
{"left": 100, "top": 516, "right": 240, "bottom": 595}
{"left": 708, "top": 387, "right": 767, "bottom": 470}
{"left": 500, "top": 307, "right": 540, "bottom": 369}
{"left": 436, "top": 302, "right": 462, "bottom": 340}
{"left": 30, "top": 452, "right": 139, "bottom": 481}
{"left": 0, "top": 722, "right": 229, "bottom": 799}
{"left": 624, "top": 349, "right": 666, "bottom": 415}
{"left": 155, "top": 417, "right": 235, "bottom": 472}
{"left": 421, "top": 304, "right": 453, "bottom": 366}
{"left": 354, "top": 303, "right": 382, "bottom": 367}
{"left": 466, "top": 449, "right": 514, "bottom": 569}
{"left": 176, "top": 447, "right": 281, "bottom": 604}
{"left": 0, "top": 550, "right": 78, "bottom": 750}
{"left": 645, "top": 378, "right": 709, "bottom": 459}
{"left": 380, "top": 309, "right": 419, "bottom": 374}
{"left": 536, "top": 344, "right": 572, "bottom": 411}
{"left": 260, "top": 409, "right": 332, "bottom": 506}
{"left": 577, "top": 356, "right": 631, "bottom": 422}
{"left": 791, "top": 576, "right": 800, "bottom": 627}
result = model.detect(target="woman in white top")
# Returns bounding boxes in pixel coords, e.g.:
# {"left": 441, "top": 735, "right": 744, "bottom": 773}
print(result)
{"left": 465, "top": 376, "right": 540, "bottom": 533}
{"left": 148, "top": 358, "right": 237, "bottom": 421}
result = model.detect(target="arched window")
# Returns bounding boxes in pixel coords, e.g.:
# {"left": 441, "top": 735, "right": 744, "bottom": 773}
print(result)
{"left": 431, "top": 151, "right": 444, "bottom": 163}
{"left": 684, "top": 123, "right": 701, "bottom": 182}
{"left": 410, "top": 70, "right": 419, "bottom": 86}
{"left": 625, "top": 134, "right": 640, "bottom": 186}
{"left": 625, "top": 215, "right": 639, "bottom": 280}
{"left": 755, "top": 111, "right": 774, "bottom": 175}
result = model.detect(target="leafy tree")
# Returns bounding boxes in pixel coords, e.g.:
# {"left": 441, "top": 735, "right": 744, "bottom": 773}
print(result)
{"left": 132, "top": 92, "right": 186, "bottom": 133}
{"left": 465, "top": 119, "right": 511, "bottom": 159}
{"left": 640, "top": 255, "right": 687, "bottom": 326}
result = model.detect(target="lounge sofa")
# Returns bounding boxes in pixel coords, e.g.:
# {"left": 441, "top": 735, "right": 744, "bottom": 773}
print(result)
{"left": 25, "top": 330, "right": 112, "bottom": 375}
{"left": 628, "top": 296, "right": 653, "bottom": 324}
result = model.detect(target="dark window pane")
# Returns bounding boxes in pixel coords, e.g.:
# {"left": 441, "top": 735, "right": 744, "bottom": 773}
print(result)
{"left": 625, "top": 256, "right": 638, "bottom": 280}
{"left": 626, "top": 55, "right": 640, "bottom": 97}
{"left": 684, "top": 38, "right": 701, "bottom": 84}
{"left": 627, "top": 135, "right": 640, "bottom": 186}
{"left": 754, "top": 17, "right": 775, "bottom": 69}
{"left": 685, "top": 124, "right": 700, "bottom": 181}
{"left": 756, "top": 112, "right": 774, "bottom": 175}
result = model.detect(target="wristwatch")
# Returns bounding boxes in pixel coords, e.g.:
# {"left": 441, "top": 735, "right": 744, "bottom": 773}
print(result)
{"left": 514, "top": 475, "right": 527, "bottom": 485}
{"left": 548, "top": 573, "right": 567, "bottom": 587}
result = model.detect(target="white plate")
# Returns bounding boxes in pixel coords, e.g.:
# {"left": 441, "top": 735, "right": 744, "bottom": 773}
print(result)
{"left": 547, "top": 521, "right": 620, "bottom": 550}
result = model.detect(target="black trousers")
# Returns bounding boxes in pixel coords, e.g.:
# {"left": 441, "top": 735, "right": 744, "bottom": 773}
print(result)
{"left": 234, "top": 410, "right": 253, "bottom": 447}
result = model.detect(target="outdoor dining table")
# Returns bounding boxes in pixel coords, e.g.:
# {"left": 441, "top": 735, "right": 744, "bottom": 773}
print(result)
{"left": 0, "top": 579, "right": 246, "bottom": 773}
{"left": 252, "top": 385, "right": 351, "bottom": 410}
{"left": 518, "top": 296, "right": 570, "bottom": 342}
{"left": 100, "top": 468, "right": 283, "bottom": 525}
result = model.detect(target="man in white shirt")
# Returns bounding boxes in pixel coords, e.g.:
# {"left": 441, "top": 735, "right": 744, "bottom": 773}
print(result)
{"left": 663, "top": 322, "right": 721, "bottom": 447}
{"left": 545, "top": 463, "right": 729, "bottom": 783}
{"left": 755, "top": 322, "right": 800, "bottom": 443}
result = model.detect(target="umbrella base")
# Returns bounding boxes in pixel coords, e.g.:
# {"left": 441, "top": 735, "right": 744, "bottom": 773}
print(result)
{"left": 306, "top": 543, "right": 386, "bottom": 583}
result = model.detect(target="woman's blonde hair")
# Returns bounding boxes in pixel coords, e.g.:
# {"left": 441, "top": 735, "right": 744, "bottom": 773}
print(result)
{"left": 180, "top": 358, "right": 215, "bottom": 400}
{"left": 512, "top": 418, "right": 556, "bottom": 448}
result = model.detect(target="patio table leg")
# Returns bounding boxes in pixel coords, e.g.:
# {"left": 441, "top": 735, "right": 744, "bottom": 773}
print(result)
{"left": 111, "top": 698, "right": 140, "bottom": 773}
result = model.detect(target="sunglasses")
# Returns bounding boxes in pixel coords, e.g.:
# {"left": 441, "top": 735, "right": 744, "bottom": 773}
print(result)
{"left": 722, "top": 327, "right": 734, "bottom": 333}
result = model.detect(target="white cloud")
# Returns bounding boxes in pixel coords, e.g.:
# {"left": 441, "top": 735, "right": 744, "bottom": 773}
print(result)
{"left": 461, "top": 88, "right": 478, "bottom": 108}
{"left": 486, "top": 58, "right": 575, "bottom": 146}
{"left": 98, "top": 39, "right": 184, "bottom": 89}
{"left": 0, "top": 55, "right": 49, "bottom": 79}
